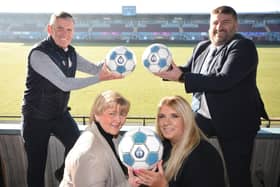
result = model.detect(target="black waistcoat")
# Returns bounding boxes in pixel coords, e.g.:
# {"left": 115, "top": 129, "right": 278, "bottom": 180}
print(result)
{"left": 22, "top": 37, "right": 77, "bottom": 120}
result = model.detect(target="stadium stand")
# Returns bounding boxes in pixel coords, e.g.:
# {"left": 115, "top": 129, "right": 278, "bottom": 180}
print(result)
{"left": 0, "top": 12, "right": 279, "bottom": 43}
{"left": 267, "top": 24, "right": 280, "bottom": 32}
{"left": 182, "top": 23, "right": 209, "bottom": 32}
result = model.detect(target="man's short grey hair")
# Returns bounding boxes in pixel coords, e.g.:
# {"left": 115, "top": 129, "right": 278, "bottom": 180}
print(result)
{"left": 49, "top": 11, "right": 74, "bottom": 25}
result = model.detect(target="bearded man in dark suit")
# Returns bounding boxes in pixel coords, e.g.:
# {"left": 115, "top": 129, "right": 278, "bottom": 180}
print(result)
{"left": 155, "top": 5, "right": 268, "bottom": 187}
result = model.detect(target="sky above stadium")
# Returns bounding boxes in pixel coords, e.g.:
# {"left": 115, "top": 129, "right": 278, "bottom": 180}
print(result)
{"left": 0, "top": 0, "right": 279, "bottom": 14}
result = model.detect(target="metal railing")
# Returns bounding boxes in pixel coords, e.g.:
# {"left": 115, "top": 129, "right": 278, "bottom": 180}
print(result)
{"left": 0, "top": 115, "right": 156, "bottom": 126}
{"left": 0, "top": 115, "right": 280, "bottom": 127}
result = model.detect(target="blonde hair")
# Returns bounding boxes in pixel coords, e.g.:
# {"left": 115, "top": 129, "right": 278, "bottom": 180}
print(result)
{"left": 156, "top": 95, "right": 207, "bottom": 181}
{"left": 89, "top": 90, "right": 130, "bottom": 125}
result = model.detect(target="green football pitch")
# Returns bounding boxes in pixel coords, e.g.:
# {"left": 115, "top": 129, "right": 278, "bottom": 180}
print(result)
{"left": 0, "top": 42, "right": 279, "bottom": 122}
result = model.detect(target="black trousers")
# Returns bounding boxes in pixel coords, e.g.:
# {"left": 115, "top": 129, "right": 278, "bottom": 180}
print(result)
{"left": 195, "top": 113, "right": 256, "bottom": 187}
{"left": 22, "top": 111, "right": 80, "bottom": 187}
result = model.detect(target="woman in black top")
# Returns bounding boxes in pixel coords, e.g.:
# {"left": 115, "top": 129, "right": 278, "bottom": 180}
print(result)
{"left": 134, "top": 96, "right": 226, "bottom": 187}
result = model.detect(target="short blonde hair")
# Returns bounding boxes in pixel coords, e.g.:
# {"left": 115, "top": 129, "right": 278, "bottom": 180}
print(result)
{"left": 89, "top": 90, "right": 130, "bottom": 124}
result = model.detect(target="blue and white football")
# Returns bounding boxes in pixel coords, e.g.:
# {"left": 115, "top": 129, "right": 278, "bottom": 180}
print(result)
{"left": 118, "top": 127, "right": 163, "bottom": 169}
{"left": 105, "top": 46, "right": 136, "bottom": 76}
{"left": 142, "top": 43, "right": 172, "bottom": 73}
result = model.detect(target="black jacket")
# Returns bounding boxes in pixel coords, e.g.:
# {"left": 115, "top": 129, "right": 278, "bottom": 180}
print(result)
{"left": 181, "top": 34, "right": 268, "bottom": 138}
{"left": 163, "top": 139, "right": 225, "bottom": 187}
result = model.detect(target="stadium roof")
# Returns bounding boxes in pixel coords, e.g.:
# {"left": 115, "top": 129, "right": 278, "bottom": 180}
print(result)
{"left": 0, "top": 0, "right": 279, "bottom": 14}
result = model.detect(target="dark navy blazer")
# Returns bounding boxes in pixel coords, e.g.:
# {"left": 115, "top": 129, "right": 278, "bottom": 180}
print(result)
{"left": 181, "top": 33, "right": 268, "bottom": 138}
